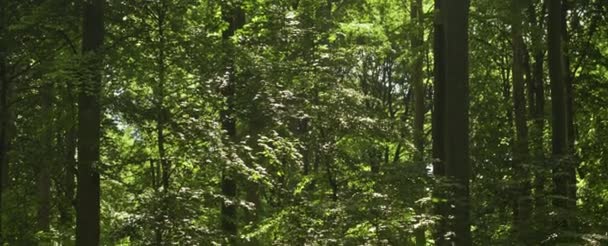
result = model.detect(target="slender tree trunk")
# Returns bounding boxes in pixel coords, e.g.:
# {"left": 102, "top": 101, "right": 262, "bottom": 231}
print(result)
{"left": 319, "top": 0, "right": 338, "bottom": 204}
{"left": 220, "top": 2, "right": 245, "bottom": 243}
{"left": 60, "top": 114, "right": 77, "bottom": 244}
{"left": 299, "top": 117, "right": 310, "bottom": 176}
{"left": 411, "top": 0, "right": 424, "bottom": 165}
{"left": 510, "top": 0, "right": 532, "bottom": 242}
{"left": 431, "top": 0, "right": 447, "bottom": 243}
{"left": 0, "top": 1, "right": 8, "bottom": 240}
{"left": 156, "top": 3, "right": 169, "bottom": 195}
{"left": 547, "top": 0, "right": 572, "bottom": 235}
{"left": 36, "top": 82, "right": 53, "bottom": 237}
{"left": 561, "top": 0, "right": 578, "bottom": 227}
{"left": 441, "top": 0, "right": 472, "bottom": 244}
{"left": 410, "top": 0, "right": 426, "bottom": 244}
{"left": 527, "top": 1, "right": 547, "bottom": 240}
{"left": 154, "top": 1, "right": 169, "bottom": 244}
{"left": 75, "top": 0, "right": 104, "bottom": 244}
{"left": 55, "top": 67, "right": 78, "bottom": 245}
{"left": 531, "top": 49, "right": 547, "bottom": 239}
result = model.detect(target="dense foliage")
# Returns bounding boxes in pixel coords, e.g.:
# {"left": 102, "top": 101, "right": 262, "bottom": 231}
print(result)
{"left": 0, "top": 0, "right": 607, "bottom": 245}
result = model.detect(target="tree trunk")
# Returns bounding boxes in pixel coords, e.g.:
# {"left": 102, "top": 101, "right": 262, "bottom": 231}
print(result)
{"left": 0, "top": 0, "right": 8, "bottom": 240}
{"left": 154, "top": 1, "right": 169, "bottom": 244}
{"left": 561, "top": 0, "right": 578, "bottom": 227}
{"left": 156, "top": 2, "right": 169, "bottom": 195}
{"left": 441, "top": 0, "right": 472, "bottom": 244}
{"left": 531, "top": 49, "right": 547, "bottom": 239}
{"left": 410, "top": 0, "right": 426, "bottom": 244}
{"left": 431, "top": 0, "right": 447, "bottom": 243}
{"left": 510, "top": 0, "right": 532, "bottom": 243}
{"left": 220, "top": 2, "right": 245, "bottom": 243}
{"left": 75, "top": 0, "right": 104, "bottom": 244}
{"left": 527, "top": 1, "right": 547, "bottom": 240}
{"left": 36, "top": 82, "right": 53, "bottom": 236}
{"left": 59, "top": 74, "right": 77, "bottom": 237}
{"left": 60, "top": 113, "right": 77, "bottom": 244}
{"left": 547, "top": 0, "right": 572, "bottom": 235}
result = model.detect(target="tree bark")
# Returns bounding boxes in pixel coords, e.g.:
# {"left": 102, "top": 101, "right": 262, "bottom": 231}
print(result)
{"left": 0, "top": 0, "right": 9, "bottom": 240}
{"left": 561, "top": 0, "right": 577, "bottom": 227}
{"left": 441, "top": 0, "right": 472, "bottom": 244}
{"left": 58, "top": 43, "right": 79, "bottom": 239}
{"left": 36, "top": 82, "right": 53, "bottom": 236}
{"left": 60, "top": 112, "right": 77, "bottom": 244}
{"left": 531, "top": 48, "right": 547, "bottom": 239}
{"left": 75, "top": 0, "right": 104, "bottom": 244}
{"left": 510, "top": 0, "right": 532, "bottom": 243}
{"left": 410, "top": 0, "right": 426, "bottom": 244}
{"left": 156, "top": 1, "right": 169, "bottom": 195}
{"left": 0, "top": 0, "right": 7, "bottom": 192}
{"left": 431, "top": 0, "right": 447, "bottom": 243}
{"left": 547, "top": 0, "right": 573, "bottom": 235}
{"left": 527, "top": 1, "right": 547, "bottom": 240}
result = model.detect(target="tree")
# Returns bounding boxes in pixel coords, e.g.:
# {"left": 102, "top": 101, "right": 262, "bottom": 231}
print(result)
{"left": 36, "top": 81, "right": 53, "bottom": 236}
{"left": 0, "top": 0, "right": 7, "bottom": 240}
{"left": 410, "top": 0, "right": 426, "bottom": 244}
{"left": 151, "top": 1, "right": 170, "bottom": 244}
{"left": 510, "top": 0, "right": 532, "bottom": 242}
{"left": 441, "top": 0, "right": 472, "bottom": 244}
{"left": 547, "top": 0, "right": 574, "bottom": 235}
{"left": 432, "top": 0, "right": 448, "bottom": 243}
{"left": 75, "top": 0, "right": 104, "bottom": 244}
{"left": 561, "top": 0, "right": 578, "bottom": 230}
{"left": 526, "top": 0, "right": 548, "bottom": 239}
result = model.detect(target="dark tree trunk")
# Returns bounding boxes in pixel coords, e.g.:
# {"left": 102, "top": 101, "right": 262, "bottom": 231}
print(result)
{"left": 510, "top": 0, "right": 532, "bottom": 242}
{"left": 220, "top": 2, "right": 245, "bottom": 243}
{"left": 531, "top": 49, "right": 547, "bottom": 237}
{"left": 0, "top": 6, "right": 7, "bottom": 241}
{"left": 527, "top": 1, "right": 547, "bottom": 240}
{"left": 36, "top": 82, "right": 53, "bottom": 235}
{"left": 0, "top": 0, "right": 6, "bottom": 192}
{"left": 431, "top": 0, "right": 447, "bottom": 243}
{"left": 410, "top": 0, "right": 426, "bottom": 244}
{"left": 547, "top": 0, "right": 573, "bottom": 235}
{"left": 59, "top": 76, "right": 77, "bottom": 233}
{"left": 59, "top": 112, "right": 77, "bottom": 243}
{"left": 441, "top": 0, "right": 472, "bottom": 244}
{"left": 0, "top": 0, "right": 9, "bottom": 240}
{"left": 75, "top": 0, "right": 104, "bottom": 244}
{"left": 561, "top": 0, "right": 578, "bottom": 226}
{"left": 411, "top": 0, "right": 424, "bottom": 165}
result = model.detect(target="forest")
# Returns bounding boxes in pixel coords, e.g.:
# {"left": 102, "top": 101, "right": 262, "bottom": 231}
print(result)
{"left": 0, "top": 0, "right": 607, "bottom": 245}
